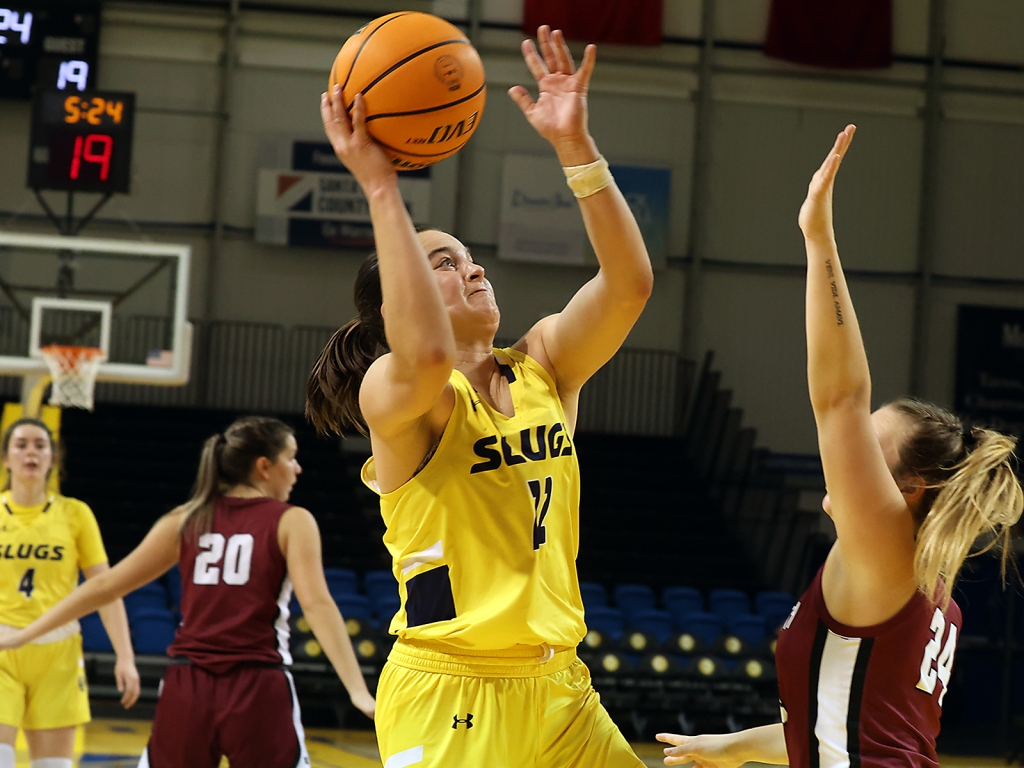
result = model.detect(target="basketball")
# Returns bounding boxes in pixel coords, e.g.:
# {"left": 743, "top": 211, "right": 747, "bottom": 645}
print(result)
{"left": 328, "top": 12, "right": 487, "bottom": 171}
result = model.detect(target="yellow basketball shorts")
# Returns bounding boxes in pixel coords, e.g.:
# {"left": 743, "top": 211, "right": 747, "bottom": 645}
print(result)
{"left": 375, "top": 641, "right": 644, "bottom": 768}
{"left": 0, "top": 634, "right": 90, "bottom": 730}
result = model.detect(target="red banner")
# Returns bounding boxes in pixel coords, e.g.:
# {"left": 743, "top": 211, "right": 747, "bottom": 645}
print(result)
{"left": 765, "top": 0, "right": 893, "bottom": 69}
{"left": 523, "top": 0, "right": 663, "bottom": 47}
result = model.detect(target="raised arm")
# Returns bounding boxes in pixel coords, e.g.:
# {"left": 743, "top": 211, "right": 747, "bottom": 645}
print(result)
{"left": 0, "top": 512, "right": 181, "bottom": 650}
{"left": 278, "top": 506, "right": 375, "bottom": 719}
{"left": 320, "top": 90, "right": 455, "bottom": 439}
{"left": 801, "top": 126, "right": 916, "bottom": 599}
{"left": 509, "top": 28, "right": 653, "bottom": 399}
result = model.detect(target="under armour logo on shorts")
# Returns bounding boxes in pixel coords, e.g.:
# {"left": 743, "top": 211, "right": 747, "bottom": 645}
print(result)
{"left": 452, "top": 714, "right": 474, "bottom": 729}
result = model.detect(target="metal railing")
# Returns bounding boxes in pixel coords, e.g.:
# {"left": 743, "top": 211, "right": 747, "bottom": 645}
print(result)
{"left": 0, "top": 314, "right": 692, "bottom": 436}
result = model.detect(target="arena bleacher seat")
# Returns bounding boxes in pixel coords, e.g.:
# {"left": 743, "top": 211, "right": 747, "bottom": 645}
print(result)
{"left": 679, "top": 611, "right": 724, "bottom": 649}
{"left": 584, "top": 605, "right": 625, "bottom": 643}
{"left": 80, "top": 612, "right": 113, "bottom": 653}
{"left": 324, "top": 568, "right": 360, "bottom": 598}
{"left": 335, "top": 594, "right": 373, "bottom": 633}
{"left": 708, "top": 588, "right": 751, "bottom": 621}
{"left": 579, "top": 581, "right": 608, "bottom": 608}
{"left": 662, "top": 586, "right": 703, "bottom": 624}
{"left": 629, "top": 609, "right": 675, "bottom": 645}
{"left": 612, "top": 584, "right": 656, "bottom": 621}
{"left": 129, "top": 609, "right": 177, "bottom": 655}
{"left": 754, "top": 590, "right": 795, "bottom": 630}
{"left": 124, "top": 582, "right": 171, "bottom": 617}
{"left": 363, "top": 569, "right": 398, "bottom": 604}
{"left": 728, "top": 614, "right": 768, "bottom": 648}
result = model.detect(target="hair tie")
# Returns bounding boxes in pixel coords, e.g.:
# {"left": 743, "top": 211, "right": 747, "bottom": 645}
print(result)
{"left": 962, "top": 426, "right": 981, "bottom": 453}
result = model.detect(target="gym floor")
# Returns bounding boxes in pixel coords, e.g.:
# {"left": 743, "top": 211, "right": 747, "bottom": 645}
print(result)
{"left": 9, "top": 719, "right": 1007, "bottom": 767}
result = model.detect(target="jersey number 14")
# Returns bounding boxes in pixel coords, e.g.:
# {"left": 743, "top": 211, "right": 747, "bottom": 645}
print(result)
{"left": 193, "top": 533, "right": 254, "bottom": 586}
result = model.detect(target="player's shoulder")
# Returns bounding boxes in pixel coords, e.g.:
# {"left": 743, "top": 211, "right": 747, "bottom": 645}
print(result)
{"left": 53, "top": 494, "right": 94, "bottom": 519}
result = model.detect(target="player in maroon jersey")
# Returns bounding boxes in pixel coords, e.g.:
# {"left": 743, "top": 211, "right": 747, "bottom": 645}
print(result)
{"left": 657, "top": 127, "right": 1022, "bottom": 767}
{"left": 0, "top": 416, "right": 375, "bottom": 767}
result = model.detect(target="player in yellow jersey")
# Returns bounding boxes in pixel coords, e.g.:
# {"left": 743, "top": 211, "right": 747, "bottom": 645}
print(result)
{"left": 308, "top": 26, "right": 652, "bottom": 768}
{"left": 0, "top": 418, "right": 139, "bottom": 768}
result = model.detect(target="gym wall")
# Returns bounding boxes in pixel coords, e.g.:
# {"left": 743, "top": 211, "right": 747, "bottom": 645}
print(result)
{"left": 0, "top": 0, "right": 1021, "bottom": 453}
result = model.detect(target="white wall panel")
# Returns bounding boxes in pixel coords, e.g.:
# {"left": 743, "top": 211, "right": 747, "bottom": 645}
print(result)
{"left": 699, "top": 270, "right": 915, "bottom": 453}
{"left": 708, "top": 103, "right": 922, "bottom": 271}
{"left": 946, "top": 0, "right": 1024, "bottom": 65}
{"left": 932, "top": 120, "right": 1024, "bottom": 280}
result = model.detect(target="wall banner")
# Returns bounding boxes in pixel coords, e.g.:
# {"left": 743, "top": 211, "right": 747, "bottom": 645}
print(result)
{"left": 497, "top": 154, "right": 670, "bottom": 266}
{"left": 498, "top": 154, "right": 587, "bottom": 265}
{"left": 955, "top": 304, "right": 1024, "bottom": 437}
{"left": 255, "top": 140, "right": 431, "bottom": 248}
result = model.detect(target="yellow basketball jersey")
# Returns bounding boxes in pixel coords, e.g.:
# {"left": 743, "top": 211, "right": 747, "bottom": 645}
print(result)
{"left": 362, "top": 348, "right": 586, "bottom": 651}
{"left": 0, "top": 494, "right": 108, "bottom": 627}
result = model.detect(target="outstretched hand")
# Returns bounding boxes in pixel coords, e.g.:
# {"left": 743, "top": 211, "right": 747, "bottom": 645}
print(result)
{"left": 508, "top": 26, "right": 598, "bottom": 163}
{"left": 799, "top": 124, "right": 856, "bottom": 242}
{"left": 320, "top": 86, "right": 397, "bottom": 198}
{"left": 656, "top": 732, "right": 746, "bottom": 768}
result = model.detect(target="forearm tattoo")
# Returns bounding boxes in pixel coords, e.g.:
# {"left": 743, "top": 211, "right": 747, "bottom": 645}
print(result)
{"left": 824, "top": 259, "right": 844, "bottom": 326}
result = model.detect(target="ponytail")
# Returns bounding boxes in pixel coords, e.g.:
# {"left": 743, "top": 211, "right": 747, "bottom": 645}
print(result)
{"left": 888, "top": 398, "right": 1024, "bottom": 608}
{"left": 306, "top": 252, "right": 387, "bottom": 436}
{"left": 180, "top": 417, "right": 294, "bottom": 540}
{"left": 914, "top": 429, "right": 1023, "bottom": 608}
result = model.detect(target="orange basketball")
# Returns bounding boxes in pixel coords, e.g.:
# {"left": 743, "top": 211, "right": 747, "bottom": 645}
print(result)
{"left": 329, "top": 12, "right": 487, "bottom": 171}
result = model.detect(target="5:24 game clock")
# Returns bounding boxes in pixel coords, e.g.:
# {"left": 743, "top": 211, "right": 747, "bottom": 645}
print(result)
{"left": 28, "top": 89, "right": 135, "bottom": 193}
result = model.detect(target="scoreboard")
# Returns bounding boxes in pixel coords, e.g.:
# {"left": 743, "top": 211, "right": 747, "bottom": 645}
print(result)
{"left": 28, "top": 90, "right": 135, "bottom": 193}
{"left": 1, "top": 0, "right": 100, "bottom": 98}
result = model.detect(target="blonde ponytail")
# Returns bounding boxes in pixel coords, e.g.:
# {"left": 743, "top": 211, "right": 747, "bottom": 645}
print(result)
{"left": 913, "top": 429, "right": 1023, "bottom": 608}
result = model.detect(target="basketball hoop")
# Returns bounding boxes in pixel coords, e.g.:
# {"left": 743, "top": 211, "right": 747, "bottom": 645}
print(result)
{"left": 40, "top": 345, "right": 105, "bottom": 410}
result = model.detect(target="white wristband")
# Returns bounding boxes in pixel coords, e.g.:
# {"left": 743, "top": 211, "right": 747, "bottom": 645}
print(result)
{"left": 563, "top": 155, "right": 613, "bottom": 199}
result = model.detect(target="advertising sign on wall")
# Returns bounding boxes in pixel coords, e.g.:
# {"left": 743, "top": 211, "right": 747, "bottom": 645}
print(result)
{"left": 255, "top": 140, "right": 431, "bottom": 248}
{"left": 955, "top": 304, "right": 1024, "bottom": 437}
{"left": 497, "top": 153, "right": 671, "bottom": 266}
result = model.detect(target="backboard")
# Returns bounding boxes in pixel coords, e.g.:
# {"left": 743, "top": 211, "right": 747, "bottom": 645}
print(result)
{"left": 0, "top": 231, "right": 192, "bottom": 386}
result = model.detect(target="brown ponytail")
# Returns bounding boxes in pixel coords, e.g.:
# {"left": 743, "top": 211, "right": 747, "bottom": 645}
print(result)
{"left": 306, "top": 252, "right": 388, "bottom": 436}
{"left": 180, "top": 416, "right": 294, "bottom": 540}
{"left": 888, "top": 398, "right": 1024, "bottom": 607}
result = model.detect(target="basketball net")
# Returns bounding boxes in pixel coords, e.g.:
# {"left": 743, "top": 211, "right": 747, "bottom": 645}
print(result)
{"left": 40, "top": 345, "right": 105, "bottom": 410}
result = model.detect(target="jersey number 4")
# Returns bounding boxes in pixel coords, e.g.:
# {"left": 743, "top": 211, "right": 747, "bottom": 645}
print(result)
{"left": 18, "top": 568, "right": 35, "bottom": 598}
{"left": 917, "top": 606, "right": 958, "bottom": 706}
{"left": 193, "top": 533, "right": 255, "bottom": 586}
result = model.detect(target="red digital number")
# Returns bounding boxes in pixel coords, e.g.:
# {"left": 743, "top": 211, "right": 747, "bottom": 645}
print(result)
{"left": 69, "top": 134, "right": 113, "bottom": 181}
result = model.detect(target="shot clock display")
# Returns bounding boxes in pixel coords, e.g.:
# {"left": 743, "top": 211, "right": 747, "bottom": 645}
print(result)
{"left": 28, "top": 90, "right": 135, "bottom": 193}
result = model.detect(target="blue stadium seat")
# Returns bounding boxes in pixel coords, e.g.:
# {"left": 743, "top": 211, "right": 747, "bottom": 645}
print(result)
{"left": 679, "top": 611, "right": 725, "bottom": 647}
{"left": 324, "top": 568, "right": 359, "bottom": 598}
{"left": 709, "top": 589, "right": 750, "bottom": 621}
{"left": 124, "top": 582, "right": 170, "bottom": 617}
{"left": 662, "top": 587, "right": 704, "bottom": 627}
{"left": 130, "top": 608, "right": 177, "bottom": 655}
{"left": 335, "top": 594, "right": 372, "bottom": 621}
{"left": 80, "top": 612, "right": 113, "bottom": 652}
{"left": 612, "top": 584, "right": 656, "bottom": 620}
{"left": 579, "top": 581, "right": 608, "bottom": 609}
{"left": 165, "top": 565, "right": 182, "bottom": 610}
{"left": 364, "top": 570, "right": 398, "bottom": 604}
{"left": 289, "top": 593, "right": 302, "bottom": 618}
{"left": 630, "top": 609, "right": 675, "bottom": 644}
{"left": 755, "top": 591, "right": 795, "bottom": 630}
{"left": 728, "top": 614, "right": 768, "bottom": 647}
{"left": 585, "top": 606, "right": 625, "bottom": 641}
{"left": 373, "top": 593, "right": 401, "bottom": 627}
